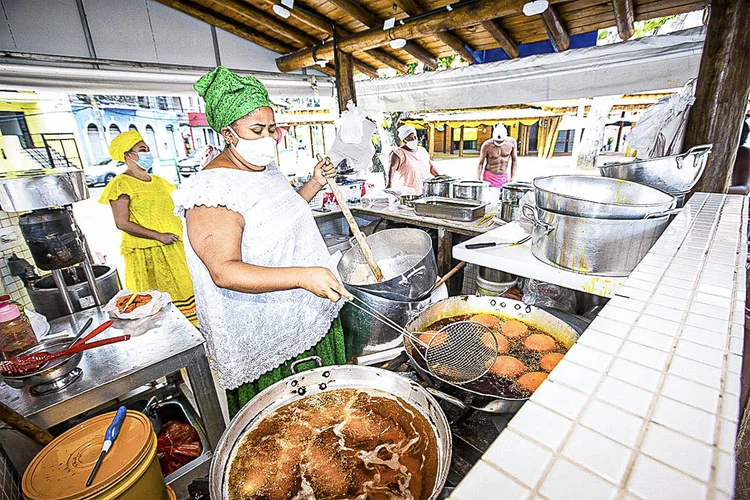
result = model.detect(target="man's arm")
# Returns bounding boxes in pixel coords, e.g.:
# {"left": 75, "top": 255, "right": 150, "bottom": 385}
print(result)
{"left": 510, "top": 139, "right": 519, "bottom": 181}
{"left": 477, "top": 142, "right": 488, "bottom": 180}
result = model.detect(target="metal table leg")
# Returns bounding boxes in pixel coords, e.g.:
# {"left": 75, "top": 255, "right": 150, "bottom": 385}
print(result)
{"left": 185, "top": 345, "right": 225, "bottom": 452}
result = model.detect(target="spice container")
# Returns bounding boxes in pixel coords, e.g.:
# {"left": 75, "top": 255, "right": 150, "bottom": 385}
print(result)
{"left": 0, "top": 300, "right": 37, "bottom": 359}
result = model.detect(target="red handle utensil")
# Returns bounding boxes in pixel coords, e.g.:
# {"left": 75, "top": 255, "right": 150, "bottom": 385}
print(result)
{"left": 71, "top": 320, "right": 114, "bottom": 349}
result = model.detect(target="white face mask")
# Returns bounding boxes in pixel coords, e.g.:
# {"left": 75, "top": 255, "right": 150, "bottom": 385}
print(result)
{"left": 228, "top": 127, "right": 276, "bottom": 167}
{"left": 405, "top": 140, "right": 418, "bottom": 150}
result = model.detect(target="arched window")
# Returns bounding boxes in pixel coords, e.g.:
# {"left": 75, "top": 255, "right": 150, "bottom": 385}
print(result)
{"left": 109, "top": 123, "right": 121, "bottom": 135}
{"left": 145, "top": 125, "right": 158, "bottom": 158}
{"left": 128, "top": 124, "right": 138, "bottom": 131}
{"left": 87, "top": 123, "right": 105, "bottom": 161}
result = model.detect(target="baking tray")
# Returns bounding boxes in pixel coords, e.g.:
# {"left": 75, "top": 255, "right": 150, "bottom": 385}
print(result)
{"left": 412, "top": 196, "right": 487, "bottom": 221}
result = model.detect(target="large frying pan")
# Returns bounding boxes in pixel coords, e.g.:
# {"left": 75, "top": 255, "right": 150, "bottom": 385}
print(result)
{"left": 403, "top": 295, "right": 580, "bottom": 413}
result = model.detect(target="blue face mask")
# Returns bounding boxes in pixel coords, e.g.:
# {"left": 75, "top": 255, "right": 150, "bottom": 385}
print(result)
{"left": 134, "top": 152, "right": 154, "bottom": 170}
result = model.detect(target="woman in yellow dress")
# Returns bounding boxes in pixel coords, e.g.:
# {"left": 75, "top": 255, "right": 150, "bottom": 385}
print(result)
{"left": 99, "top": 130, "right": 197, "bottom": 326}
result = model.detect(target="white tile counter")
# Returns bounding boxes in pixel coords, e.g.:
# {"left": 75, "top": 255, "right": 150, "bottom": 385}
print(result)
{"left": 450, "top": 193, "right": 747, "bottom": 500}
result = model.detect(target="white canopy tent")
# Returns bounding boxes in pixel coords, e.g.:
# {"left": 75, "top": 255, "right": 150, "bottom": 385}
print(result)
{"left": 357, "top": 28, "right": 705, "bottom": 113}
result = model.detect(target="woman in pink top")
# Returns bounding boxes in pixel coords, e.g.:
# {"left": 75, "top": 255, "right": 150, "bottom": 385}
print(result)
{"left": 388, "top": 125, "right": 438, "bottom": 195}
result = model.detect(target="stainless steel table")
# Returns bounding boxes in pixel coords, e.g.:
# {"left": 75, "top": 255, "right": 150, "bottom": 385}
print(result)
{"left": 0, "top": 305, "right": 224, "bottom": 498}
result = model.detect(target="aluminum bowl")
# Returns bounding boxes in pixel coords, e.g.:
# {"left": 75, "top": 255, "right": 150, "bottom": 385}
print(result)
{"left": 1, "top": 336, "right": 82, "bottom": 389}
{"left": 599, "top": 144, "right": 712, "bottom": 194}
{"left": 534, "top": 175, "right": 676, "bottom": 219}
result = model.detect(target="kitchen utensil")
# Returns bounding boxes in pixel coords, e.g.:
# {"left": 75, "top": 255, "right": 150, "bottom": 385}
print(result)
{"left": 403, "top": 295, "right": 579, "bottom": 413}
{"left": 71, "top": 319, "right": 114, "bottom": 348}
{"left": 67, "top": 317, "right": 93, "bottom": 348}
{"left": 598, "top": 144, "right": 712, "bottom": 194}
{"left": 317, "top": 154, "right": 383, "bottom": 282}
{"left": 430, "top": 262, "right": 466, "bottom": 294}
{"left": 1, "top": 336, "right": 84, "bottom": 392}
{"left": 412, "top": 197, "right": 487, "bottom": 221}
{"left": 474, "top": 213, "right": 495, "bottom": 227}
{"left": 524, "top": 204, "right": 677, "bottom": 276}
{"left": 338, "top": 228, "right": 438, "bottom": 301}
{"left": 423, "top": 175, "right": 455, "bottom": 198}
{"left": 533, "top": 175, "right": 677, "bottom": 219}
{"left": 452, "top": 180, "right": 489, "bottom": 201}
{"left": 399, "top": 194, "right": 422, "bottom": 207}
{"left": 209, "top": 360, "right": 452, "bottom": 500}
{"left": 465, "top": 235, "right": 531, "bottom": 249}
{"left": 86, "top": 405, "right": 127, "bottom": 487}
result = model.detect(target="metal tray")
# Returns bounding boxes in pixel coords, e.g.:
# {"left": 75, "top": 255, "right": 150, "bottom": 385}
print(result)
{"left": 412, "top": 196, "right": 487, "bottom": 221}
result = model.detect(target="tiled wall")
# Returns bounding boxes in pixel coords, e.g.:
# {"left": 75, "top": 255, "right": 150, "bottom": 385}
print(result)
{"left": 451, "top": 193, "right": 746, "bottom": 500}
{"left": 0, "top": 442, "right": 22, "bottom": 500}
{"left": 0, "top": 210, "right": 34, "bottom": 310}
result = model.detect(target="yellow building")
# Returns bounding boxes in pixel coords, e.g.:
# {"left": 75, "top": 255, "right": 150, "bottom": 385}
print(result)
{"left": 0, "top": 91, "right": 83, "bottom": 173}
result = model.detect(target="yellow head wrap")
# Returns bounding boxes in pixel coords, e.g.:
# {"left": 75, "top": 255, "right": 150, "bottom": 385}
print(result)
{"left": 108, "top": 130, "right": 145, "bottom": 162}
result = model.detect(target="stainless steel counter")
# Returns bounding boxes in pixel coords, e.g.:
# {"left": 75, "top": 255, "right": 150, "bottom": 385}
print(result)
{"left": 0, "top": 305, "right": 225, "bottom": 498}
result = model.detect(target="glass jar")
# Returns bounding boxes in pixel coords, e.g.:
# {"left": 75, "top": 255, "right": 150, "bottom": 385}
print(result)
{"left": 0, "top": 302, "right": 38, "bottom": 359}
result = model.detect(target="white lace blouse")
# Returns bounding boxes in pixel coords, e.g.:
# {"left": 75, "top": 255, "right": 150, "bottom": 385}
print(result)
{"left": 172, "top": 164, "right": 343, "bottom": 390}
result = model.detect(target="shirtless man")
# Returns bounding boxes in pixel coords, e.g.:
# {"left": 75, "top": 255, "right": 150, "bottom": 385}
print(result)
{"left": 477, "top": 124, "right": 518, "bottom": 188}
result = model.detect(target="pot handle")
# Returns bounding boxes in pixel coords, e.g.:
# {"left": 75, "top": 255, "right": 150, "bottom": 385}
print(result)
{"left": 521, "top": 204, "right": 553, "bottom": 235}
{"left": 424, "top": 387, "right": 467, "bottom": 409}
{"left": 290, "top": 356, "right": 323, "bottom": 374}
{"left": 677, "top": 144, "right": 713, "bottom": 169}
{"left": 399, "top": 266, "right": 426, "bottom": 285}
{"left": 644, "top": 208, "right": 682, "bottom": 219}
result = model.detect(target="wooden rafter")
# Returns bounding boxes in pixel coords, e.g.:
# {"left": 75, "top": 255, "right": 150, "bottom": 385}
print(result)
{"left": 276, "top": 0, "right": 527, "bottom": 72}
{"left": 480, "top": 20, "right": 519, "bottom": 58}
{"left": 393, "top": 0, "right": 477, "bottom": 62}
{"left": 325, "top": 0, "right": 438, "bottom": 69}
{"left": 540, "top": 5, "right": 570, "bottom": 52}
{"left": 612, "top": 0, "right": 636, "bottom": 40}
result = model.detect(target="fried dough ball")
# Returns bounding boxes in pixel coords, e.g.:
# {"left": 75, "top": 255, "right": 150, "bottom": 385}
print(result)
{"left": 518, "top": 372, "right": 548, "bottom": 392}
{"left": 418, "top": 330, "right": 447, "bottom": 348}
{"left": 540, "top": 352, "right": 564, "bottom": 372}
{"left": 481, "top": 331, "right": 509, "bottom": 354}
{"left": 304, "top": 442, "right": 350, "bottom": 497}
{"left": 502, "top": 319, "right": 529, "bottom": 338}
{"left": 470, "top": 313, "right": 501, "bottom": 329}
{"left": 489, "top": 355, "right": 526, "bottom": 378}
{"left": 524, "top": 333, "right": 556, "bottom": 352}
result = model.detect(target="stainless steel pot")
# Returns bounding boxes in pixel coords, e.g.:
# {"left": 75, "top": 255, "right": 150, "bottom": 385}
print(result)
{"left": 598, "top": 144, "right": 712, "bottom": 194}
{"left": 524, "top": 205, "right": 676, "bottom": 276}
{"left": 338, "top": 228, "right": 438, "bottom": 301}
{"left": 209, "top": 361, "right": 452, "bottom": 499}
{"left": 0, "top": 168, "right": 88, "bottom": 212}
{"left": 534, "top": 175, "right": 676, "bottom": 219}
{"left": 403, "top": 296, "right": 579, "bottom": 413}
{"left": 452, "top": 180, "right": 488, "bottom": 201}
{"left": 1, "top": 336, "right": 82, "bottom": 392}
{"left": 500, "top": 182, "right": 533, "bottom": 222}
{"left": 423, "top": 175, "right": 455, "bottom": 198}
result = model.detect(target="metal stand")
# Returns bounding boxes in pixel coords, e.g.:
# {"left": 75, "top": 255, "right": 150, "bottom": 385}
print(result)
{"left": 51, "top": 269, "right": 75, "bottom": 315}
{"left": 68, "top": 205, "right": 103, "bottom": 307}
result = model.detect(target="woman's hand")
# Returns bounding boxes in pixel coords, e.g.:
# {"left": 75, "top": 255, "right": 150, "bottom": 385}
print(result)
{"left": 157, "top": 233, "right": 180, "bottom": 245}
{"left": 312, "top": 157, "right": 336, "bottom": 187}
{"left": 299, "top": 267, "right": 352, "bottom": 303}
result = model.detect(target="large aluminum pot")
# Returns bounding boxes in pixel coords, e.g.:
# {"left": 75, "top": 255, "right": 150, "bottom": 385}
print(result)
{"left": 452, "top": 180, "right": 488, "bottom": 201}
{"left": 338, "top": 228, "right": 438, "bottom": 301}
{"left": 423, "top": 175, "right": 455, "bottom": 198}
{"left": 534, "top": 175, "right": 676, "bottom": 219}
{"left": 599, "top": 144, "right": 712, "bottom": 194}
{"left": 341, "top": 283, "right": 448, "bottom": 360}
{"left": 403, "top": 295, "right": 579, "bottom": 413}
{"left": 525, "top": 205, "right": 675, "bottom": 276}
{"left": 209, "top": 362, "right": 452, "bottom": 499}
{"left": 0, "top": 168, "right": 88, "bottom": 212}
{"left": 501, "top": 181, "right": 534, "bottom": 203}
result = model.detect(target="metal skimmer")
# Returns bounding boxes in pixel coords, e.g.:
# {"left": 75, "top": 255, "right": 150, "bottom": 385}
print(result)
{"left": 346, "top": 296, "right": 498, "bottom": 384}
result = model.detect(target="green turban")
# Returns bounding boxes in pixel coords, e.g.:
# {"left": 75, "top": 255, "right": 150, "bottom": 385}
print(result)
{"left": 193, "top": 66, "right": 271, "bottom": 132}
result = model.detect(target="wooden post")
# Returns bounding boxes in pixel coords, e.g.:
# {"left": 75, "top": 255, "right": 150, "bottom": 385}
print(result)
{"left": 459, "top": 126, "right": 465, "bottom": 157}
{"left": 615, "top": 124, "right": 624, "bottom": 153}
{"left": 321, "top": 123, "right": 326, "bottom": 153}
{"left": 443, "top": 125, "right": 448, "bottom": 154}
{"left": 428, "top": 123, "right": 436, "bottom": 160}
{"left": 684, "top": 0, "right": 750, "bottom": 193}
{"left": 335, "top": 47, "right": 357, "bottom": 112}
{"left": 309, "top": 125, "right": 315, "bottom": 159}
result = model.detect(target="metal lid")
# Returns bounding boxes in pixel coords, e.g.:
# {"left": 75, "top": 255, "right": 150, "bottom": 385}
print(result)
{"left": 22, "top": 410, "right": 155, "bottom": 500}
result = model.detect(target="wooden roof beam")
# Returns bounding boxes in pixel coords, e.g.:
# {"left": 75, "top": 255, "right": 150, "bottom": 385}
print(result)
{"left": 276, "top": 0, "right": 528, "bottom": 72}
{"left": 540, "top": 5, "right": 570, "bottom": 52}
{"left": 612, "top": 0, "right": 635, "bottom": 41}
{"left": 394, "top": 0, "right": 477, "bottom": 62}
{"left": 480, "top": 20, "right": 519, "bottom": 58}
{"left": 326, "top": 0, "right": 438, "bottom": 69}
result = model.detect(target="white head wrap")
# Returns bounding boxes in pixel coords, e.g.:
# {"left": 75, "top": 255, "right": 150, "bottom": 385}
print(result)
{"left": 398, "top": 125, "right": 417, "bottom": 142}
{"left": 493, "top": 124, "right": 508, "bottom": 143}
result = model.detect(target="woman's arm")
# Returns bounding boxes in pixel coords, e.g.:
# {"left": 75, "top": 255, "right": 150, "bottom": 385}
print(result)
{"left": 387, "top": 152, "right": 400, "bottom": 188}
{"left": 185, "top": 205, "right": 349, "bottom": 302}
{"left": 110, "top": 196, "right": 178, "bottom": 245}
{"left": 297, "top": 157, "right": 336, "bottom": 203}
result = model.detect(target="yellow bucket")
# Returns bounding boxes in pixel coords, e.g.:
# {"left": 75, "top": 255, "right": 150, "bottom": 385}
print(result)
{"left": 23, "top": 410, "right": 168, "bottom": 500}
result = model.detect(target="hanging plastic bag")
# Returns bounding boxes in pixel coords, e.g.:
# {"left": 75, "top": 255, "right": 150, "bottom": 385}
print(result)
{"left": 522, "top": 279, "right": 577, "bottom": 314}
{"left": 628, "top": 80, "right": 696, "bottom": 159}
{"left": 336, "top": 100, "right": 368, "bottom": 144}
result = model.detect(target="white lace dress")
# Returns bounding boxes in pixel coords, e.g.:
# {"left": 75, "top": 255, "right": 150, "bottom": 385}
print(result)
{"left": 172, "top": 164, "right": 343, "bottom": 390}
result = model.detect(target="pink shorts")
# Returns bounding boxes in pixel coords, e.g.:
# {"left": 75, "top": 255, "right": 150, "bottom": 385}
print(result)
{"left": 482, "top": 170, "right": 510, "bottom": 188}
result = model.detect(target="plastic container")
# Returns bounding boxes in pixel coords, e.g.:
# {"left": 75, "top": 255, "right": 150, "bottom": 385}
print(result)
{"left": 0, "top": 299, "right": 37, "bottom": 359}
{"left": 476, "top": 274, "right": 518, "bottom": 297}
{"left": 23, "top": 410, "right": 169, "bottom": 500}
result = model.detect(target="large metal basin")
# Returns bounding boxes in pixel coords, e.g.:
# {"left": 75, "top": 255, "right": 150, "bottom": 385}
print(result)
{"left": 209, "top": 363, "right": 452, "bottom": 499}
{"left": 599, "top": 144, "right": 712, "bottom": 194}
{"left": 338, "top": 228, "right": 437, "bottom": 301}
{"left": 0, "top": 168, "right": 88, "bottom": 212}
{"left": 534, "top": 175, "right": 676, "bottom": 219}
